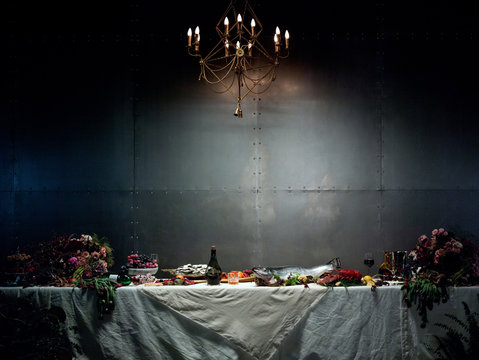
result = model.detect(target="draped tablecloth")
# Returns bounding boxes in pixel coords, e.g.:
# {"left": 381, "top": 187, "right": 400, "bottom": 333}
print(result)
{"left": 1, "top": 284, "right": 478, "bottom": 360}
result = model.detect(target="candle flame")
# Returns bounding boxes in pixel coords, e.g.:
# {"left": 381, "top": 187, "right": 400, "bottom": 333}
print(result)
{"left": 195, "top": 26, "right": 200, "bottom": 35}
{"left": 224, "top": 17, "right": 229, "bottom": 26}
{"left": 251, "top": 19, "right": 256, "bottom": 27}
{"left": 276, "top": 26, "right": 280, "bottom": 35}
{"left": 187, "top": 28, "right": 192, "bottom": 36}
{"left": 237, "top": 14, "right": 242, "bottom": 22}
{"left": 236, "top": 41, "right": 240, "bottom": 49}
{"left": 274, "top": 34, "right": 278, "bottom": 43}
{"left": 285, "top": 30, "right": 290, "bottom": 39}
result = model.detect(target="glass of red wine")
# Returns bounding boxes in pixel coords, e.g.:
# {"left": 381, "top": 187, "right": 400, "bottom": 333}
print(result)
{"left": 364, "top": 252, "right": 374, "bottom": 269}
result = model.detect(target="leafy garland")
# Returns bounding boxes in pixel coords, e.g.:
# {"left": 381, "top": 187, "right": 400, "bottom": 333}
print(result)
{"left": 402, "top": 274, "right": 449, "bottom": 328}
{"left": 73, "top": 277, "right": 120, "bottom": 320}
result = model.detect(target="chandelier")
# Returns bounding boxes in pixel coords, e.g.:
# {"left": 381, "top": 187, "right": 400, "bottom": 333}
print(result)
{"left": 187, "top": 0, "right": 290, "bottom": 118}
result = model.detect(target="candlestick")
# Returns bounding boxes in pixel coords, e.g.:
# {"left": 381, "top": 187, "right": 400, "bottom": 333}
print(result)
{"left": 187, "top": 28, "right": 192, "bottom": 47}
{"left": 237, "top": 14, "right": 242, "bottom": 32}
{"left": 195, "top": 26, "right": 200, "bottom": 52}
{"left": 224, "top": 17, "right": 229, "bottom": 36}
{"left": 251, "top": 18, "right": 255, "bottom": 36}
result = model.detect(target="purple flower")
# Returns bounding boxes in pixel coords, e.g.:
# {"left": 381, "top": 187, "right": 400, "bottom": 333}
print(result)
{"left": 68, "top": 257, "right": 78, "bottom": 266}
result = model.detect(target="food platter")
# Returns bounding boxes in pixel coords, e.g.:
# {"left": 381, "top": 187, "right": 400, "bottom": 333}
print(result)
{"left": 193, "top": 276, "right": 255, "bottom": 284}
{"left": 128, "top": 268, "right": 159, "bottom": 276}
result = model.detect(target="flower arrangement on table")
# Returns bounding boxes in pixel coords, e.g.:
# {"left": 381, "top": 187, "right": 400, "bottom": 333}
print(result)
{"left": 403, "top": 227, "right": 479, "bottom": 327}
{"left": 4, "top": 234, "right": 118, "bottom": 319}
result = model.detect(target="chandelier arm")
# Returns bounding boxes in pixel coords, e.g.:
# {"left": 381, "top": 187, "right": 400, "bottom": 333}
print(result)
{"left": 243, "top": 72, "right": 276, "bottom": 95}
{"left": 241, "top": 64, "right": 276, "bottom": 83}
{"left": 203, "top": 38, "right": 230, "bottom": 62}
{"left": 203, "top": 69, "right": 237, "bottom": 95}
{"left": 204, "top": 55, "right": 236, "bottom": 72}
{"left": 243, "top": 64, "right": 277, "bottom": 88}
{"left": 201, "top": 57, "right": 237, "bottom": 85}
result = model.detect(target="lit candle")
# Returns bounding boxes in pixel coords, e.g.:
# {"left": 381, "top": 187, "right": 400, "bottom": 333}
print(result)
{"left": 224, "top": 17, "right": 229, "bottom": 36}
{"left": 187, "top": 28, "right": 192, "bottom": 47}
{"left": 285, "top": 30, "right": 290, "bottom": 49}
{"left": 237, "top": 14, "right": 242, "bottom": 32}
{"left": 274, "top": 33, "right": 279, "bottom": 53}
{"left": 275, "top": 26, "right": 281, "bottom": 42}
{"left": 251, "top": 18, "right": 256, "bottom": 36}
{"left": 236, "top": 41, "right": 240, "bottom": 49}
{"left": 195, "top": 26, "right": 200, "bottom": 52}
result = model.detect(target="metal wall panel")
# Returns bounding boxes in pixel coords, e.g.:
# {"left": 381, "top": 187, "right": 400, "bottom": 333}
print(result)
{"left": 0, "top": 192, "right": 14, "bottom": 254}
{"left": 0, "top": 123, "right": 13, "bottom": 192}
{"left": 3, "top": 0, "right": 479, "bottom": 274}
{"left": 13, "top": 36, "right": 133, "bottom": 192}
{"left": 259, "top": 190, "right": 381, "bottom": 272}
{"left": 136, "top": 93, "right": 257, "bottom": 190}
{"left": 134, "top": 190, "right": 258, "bottom": 271}
{"left": 382, "top": 39, "right": 479, "bottom": 190}
{"left": 13, "top": 191, "right": 134, "bottom": 268}
{"left": 381, "top": 190, "right": 479, "bottom": 250}
{"left": 259, "top": 55, "right": 380, "bottom": 191}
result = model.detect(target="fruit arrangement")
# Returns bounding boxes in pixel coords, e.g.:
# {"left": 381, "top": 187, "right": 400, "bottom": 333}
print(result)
{"left": 163, "top": 275, "right": 195, "bottom": 286}
{"left": 126, "top": 253, "right": 158, "bottom": 269}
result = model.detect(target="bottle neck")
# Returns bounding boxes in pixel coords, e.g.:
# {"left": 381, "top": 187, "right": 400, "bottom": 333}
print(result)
{"left": 210, "top": 249, "right": 217, "bottom": 259}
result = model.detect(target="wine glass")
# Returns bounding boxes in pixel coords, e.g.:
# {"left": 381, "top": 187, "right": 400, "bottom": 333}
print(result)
{"left": 363, "top": 252, "right": 374, "bottom": 272}
{"left": 150, "top": 253, "right": 159, "bottom": 266}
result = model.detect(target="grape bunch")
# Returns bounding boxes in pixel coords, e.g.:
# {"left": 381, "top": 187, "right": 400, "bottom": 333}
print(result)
{"left": 126, "top": 253, "right": 158, "bottom": 269}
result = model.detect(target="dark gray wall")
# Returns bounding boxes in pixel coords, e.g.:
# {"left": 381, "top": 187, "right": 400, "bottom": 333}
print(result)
{"left": 2, "top": 0, "right": 479, "bottom": 273}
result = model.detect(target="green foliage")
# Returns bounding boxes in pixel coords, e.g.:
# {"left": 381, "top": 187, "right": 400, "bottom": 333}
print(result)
{"left": 402, "top": 275, "right": 449, "bottom": 328}
{"left": 73, "top": 277, "right": 118, "bottom": 320}
{"left": 426, "top": 294, "right": 479, "bottom": 359}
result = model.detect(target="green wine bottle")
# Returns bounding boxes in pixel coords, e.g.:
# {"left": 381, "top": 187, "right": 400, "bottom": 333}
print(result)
{"left": 206, "top": 245, "right": 222, "bottom": 285}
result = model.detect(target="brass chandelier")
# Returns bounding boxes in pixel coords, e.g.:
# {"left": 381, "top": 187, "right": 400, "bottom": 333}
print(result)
{"left": 187, "top": 0, "right": 290, "bottom": 118}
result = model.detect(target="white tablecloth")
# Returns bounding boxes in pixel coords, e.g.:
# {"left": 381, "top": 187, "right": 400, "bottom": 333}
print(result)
{"left": 1, "top": 284, "right": 478, "bottom": 360}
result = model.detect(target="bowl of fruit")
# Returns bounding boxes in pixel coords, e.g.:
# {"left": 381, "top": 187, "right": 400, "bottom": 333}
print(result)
{"left": 126, "top": 253, "right": 159, "bottom": 276}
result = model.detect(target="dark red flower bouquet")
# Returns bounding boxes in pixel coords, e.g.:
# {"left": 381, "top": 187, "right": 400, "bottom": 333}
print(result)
{"left": 408, "top": 227, "right": 479, "bottom": 284}
{"left": 403, "top": 227, "right": 479, "bottom": 327}
{"left": 19, "top": 234, "right": 114, "bottom": 287}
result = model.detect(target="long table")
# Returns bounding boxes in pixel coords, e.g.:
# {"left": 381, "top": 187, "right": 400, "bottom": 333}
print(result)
{"left": 1, "top": 284, "right": 478, "bottom": 359}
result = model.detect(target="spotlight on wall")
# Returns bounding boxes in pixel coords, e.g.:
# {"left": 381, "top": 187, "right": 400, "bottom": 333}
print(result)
{"left": 187, "top": 0, "right": 290, "bottom": 117}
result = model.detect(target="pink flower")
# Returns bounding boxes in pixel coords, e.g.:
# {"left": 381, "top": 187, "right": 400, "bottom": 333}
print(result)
{"left": 91, "top": 251, "right": 100, "bottom": 260}
{"left": 432, "top": 229, "right": 439, "bottom": 236}
{"left": 67, "top": 257, "right": 78, "bottom": 266}
{"left": 444, "top": 231, "right": 448, "bottom": 236}
{"left": 82, "top": 251, "right": 90, "bottom": 259}
{"left": 438, "top": 228, "right": 445, "bottom": 234}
